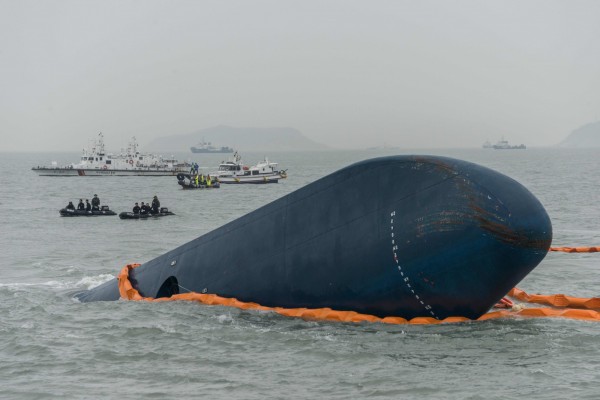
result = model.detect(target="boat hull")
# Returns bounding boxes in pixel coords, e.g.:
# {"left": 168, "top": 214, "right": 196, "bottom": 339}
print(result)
{"left": 190, "top": 148, "right": 234, "bottom": 153}
{"left": 33, "top": 168, "right": 186, "bottom": 176}
{"left": 218, "top": 174, "right": 283, "bottom": 184}
{"left": 119, "top": 211, "right": 175, "bottom": 220}
{"left": 60, "top": 208, "right": 117, "bottom": 217}
{"left": 178, "top": 182, "right": 221, "bottom": 189}
{"left": 77, "top": 155, "right": 552, "bottom": 320}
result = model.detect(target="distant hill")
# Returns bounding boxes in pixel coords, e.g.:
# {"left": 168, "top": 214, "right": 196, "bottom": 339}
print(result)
{"left": 146, "top": 125, "right": 329, "bottom": 152}
{"left": 558, "top": 121, "right": 600, "bottom": 147}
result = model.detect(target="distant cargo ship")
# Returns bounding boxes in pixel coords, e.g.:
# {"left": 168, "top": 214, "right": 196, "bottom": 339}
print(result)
{"left": 190, "top": 140, "right": 234, "bottom": 154}
{"left": 492, "top": 138, "right": 526, "bottom": 150}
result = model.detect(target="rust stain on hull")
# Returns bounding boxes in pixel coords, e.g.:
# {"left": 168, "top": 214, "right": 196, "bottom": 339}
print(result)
{"left": 410, "top": 157, "right": 550, "bottom": 251}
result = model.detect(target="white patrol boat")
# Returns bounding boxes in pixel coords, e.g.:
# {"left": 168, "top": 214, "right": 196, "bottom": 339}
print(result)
{"left": 32, "top": 133, "right": 190, "bottom": 176}
{"left": 214, "top": 152, "right": 287, "bottom": 184}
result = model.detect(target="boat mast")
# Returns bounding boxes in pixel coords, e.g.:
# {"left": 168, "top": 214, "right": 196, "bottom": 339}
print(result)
{"left": 97, "top": 132, "right": 105, "bottom": 156}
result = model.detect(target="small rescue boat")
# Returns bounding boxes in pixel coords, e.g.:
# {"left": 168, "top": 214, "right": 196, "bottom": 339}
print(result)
{"left": 119, "top": 208, "right": 175, "bottom": 220}
{"left": 60, "top": 206, "right": 116, "bottom": 217}
{"left": 176, "top": 173, "right": 221, "bottom": 189}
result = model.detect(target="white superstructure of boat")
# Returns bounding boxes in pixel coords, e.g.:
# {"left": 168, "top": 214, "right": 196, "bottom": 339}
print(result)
{"left": 32, "top": 133, "right": 190, "bottom": 176}
{"left": 214, "top": 152, "right": 287, "bottom": 184}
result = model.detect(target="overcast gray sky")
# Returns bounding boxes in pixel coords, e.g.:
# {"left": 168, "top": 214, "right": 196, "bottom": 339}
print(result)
{"left": 1, "top": 0, "right": 599, "bottom": 151}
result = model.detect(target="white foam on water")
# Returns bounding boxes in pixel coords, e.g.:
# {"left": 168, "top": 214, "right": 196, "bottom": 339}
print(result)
{"left": 76, "top": 274, "right": 115, "bottom": 290}
{"left": 216, "top": 314, "right": 234, "bottom": 324}
{"left": 20, "top": 321, "right": 34, "bottom": 329}
{"left": 154, "top": 324, "right": 176, "bottom": 334}
{"left": 0, "top": 280, "right": 70, "bottom": 289}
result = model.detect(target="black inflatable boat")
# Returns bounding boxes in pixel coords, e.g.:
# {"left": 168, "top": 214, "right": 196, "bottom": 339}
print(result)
{"left": 60, "top": 206, "right": 116, "bottom": 217}
{"left": 176, "top": 173, "right": 220, "bottom": 189}
{"left": 119, "top": 208, "right": 175, "bottom": 220}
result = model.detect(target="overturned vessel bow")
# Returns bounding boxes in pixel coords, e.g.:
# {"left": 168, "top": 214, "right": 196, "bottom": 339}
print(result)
{"left": 77, "top": 155, "right": 552, "bottom": 320}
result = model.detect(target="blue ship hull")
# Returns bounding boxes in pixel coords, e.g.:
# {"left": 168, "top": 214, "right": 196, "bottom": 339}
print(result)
{"left": 76, "top": 156, "right": 552, "bottom": 320}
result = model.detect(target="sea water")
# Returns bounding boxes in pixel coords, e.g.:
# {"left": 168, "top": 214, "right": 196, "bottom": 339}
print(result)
{"left": 1, "top": 148, "right": 600, "bottom": 399}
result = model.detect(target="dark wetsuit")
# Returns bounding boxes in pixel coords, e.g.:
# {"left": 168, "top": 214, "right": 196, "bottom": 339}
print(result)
{"left": 133, "top": 205, "right": 140, "bottom": 214}
{"left": 91, "top": 196, "right": 100, "bottom": 211}
{"left": 77, "top": 201, "right": 85, "bottom": 210}
{"left": 66, "top": 202, "right": 75, "bottom": 210}
{"left": 85, "top": 201, "right": 91, "bottom": 211}
{"left": 152, "top": 198, "right": 160, "bottom": 214}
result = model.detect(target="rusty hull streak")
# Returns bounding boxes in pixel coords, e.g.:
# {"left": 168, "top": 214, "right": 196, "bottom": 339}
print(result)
{"left": 469, "top": 193, "right": 550, "bottom": 250}
{"left": 448, "top": 164, "right": 549, "bottom": 250}
{"left": 414, "top": 156, "right": 459, "bottom": 177}
{"left": 411, "top": 157, "right": 550, "bottom": 251}
{"left": 474, "top": 213, "right": 550, "bottom": 250}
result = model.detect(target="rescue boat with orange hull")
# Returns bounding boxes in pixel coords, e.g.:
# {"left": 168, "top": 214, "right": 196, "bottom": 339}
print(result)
{"left": 76, "top": 155, "right": 552, "bottom": 320}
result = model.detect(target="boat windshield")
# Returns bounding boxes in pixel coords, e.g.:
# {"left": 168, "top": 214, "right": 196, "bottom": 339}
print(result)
{"left": 219, "top": 164, "right": 240, "bottom": 171}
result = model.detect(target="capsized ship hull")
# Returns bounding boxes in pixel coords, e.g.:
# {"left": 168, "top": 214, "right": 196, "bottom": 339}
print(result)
{"left": 76, "top": 155, "right": 552, "bottom": 320}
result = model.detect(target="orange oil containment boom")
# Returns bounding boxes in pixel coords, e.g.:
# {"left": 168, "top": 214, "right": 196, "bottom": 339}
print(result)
{"left": 508, "top": 287, "right": 600, "bottom": 309}
{"left": 550, "top": 246, "right": 600, "bottom": 253}
{"left": 117, "top": 263, "right": 600, "bottom": 324}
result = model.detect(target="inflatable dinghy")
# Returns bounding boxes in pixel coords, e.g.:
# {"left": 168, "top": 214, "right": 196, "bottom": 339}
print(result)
{"left": 119, "top": 208, "right": 175, "bottom": 219}
{"left": 60, "top": 206, "right": 116, "bottom": 217}
{"left": 176, "top": 173, "right": 221, "bottom": 189}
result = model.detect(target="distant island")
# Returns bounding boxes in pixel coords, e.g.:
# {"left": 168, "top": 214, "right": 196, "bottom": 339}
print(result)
{"left": 558, "top": 121, "right": 600, "bottom": 147}
{"left": 146, "top": 125, "right": 329, "bottom": 152}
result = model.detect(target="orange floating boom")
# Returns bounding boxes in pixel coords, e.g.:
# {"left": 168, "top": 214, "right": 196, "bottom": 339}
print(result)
{"left": 550, "top": 246, "right": 600, "bottom": 253}
{"left": 117, "top": 264, "right": 600, "bottom": 325}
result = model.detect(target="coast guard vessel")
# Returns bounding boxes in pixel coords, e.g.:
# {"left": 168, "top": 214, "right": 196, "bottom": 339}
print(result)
{"left": 32, "top": 133, "right": 189, "bottom": 176}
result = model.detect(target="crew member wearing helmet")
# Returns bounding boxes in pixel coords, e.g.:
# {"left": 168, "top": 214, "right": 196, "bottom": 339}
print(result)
{"left": 151, "top": 195, "right": 160, "bottom": 214}
{"left": 91, "top": 194, "right": 100, "bottom": 211}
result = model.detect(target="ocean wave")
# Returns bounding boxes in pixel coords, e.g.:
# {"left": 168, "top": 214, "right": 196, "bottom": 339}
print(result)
{"left": 0, "top": 273, "right": 115, "bottom": 291}
{"left": 75, "top": 274, "right": 115, "bottom": 290}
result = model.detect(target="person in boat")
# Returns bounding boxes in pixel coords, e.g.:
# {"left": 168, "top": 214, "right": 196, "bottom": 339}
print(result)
{"left": 140, "top": 202, "right": 149, "bottom": 215}
{"left": 66, "top": 201, "right": 75, "bottom": 210}
{"left": 194, "top": 174, "right": 199, "bottom": 187}
{"left": 132, "top": 202, "right": 140, "bottom": 214}
{"left": 206, "top": 174, "right": 212, "bottom": 187}
{"left": 194, "top": 163, "right": 199, "bottom": 174}
{"left": 199, "top": 174, "right": 205, "bottom": 185}
{"left": 77, "top": 199, "right": 85, "bottom": 210}
{"left": 91, "top": 194, "right": 100, "bottom": 211}
{"left": 152, "top": 196, "right": 160, "bottom": 213}
{"left": 85, "top": 199, "right": 91, "bottom": 212}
